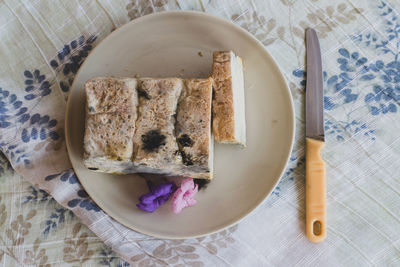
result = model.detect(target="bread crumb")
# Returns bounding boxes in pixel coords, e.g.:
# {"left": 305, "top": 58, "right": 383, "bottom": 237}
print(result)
{"left": 198, "top": 51, "right": 203, "bottom": 57}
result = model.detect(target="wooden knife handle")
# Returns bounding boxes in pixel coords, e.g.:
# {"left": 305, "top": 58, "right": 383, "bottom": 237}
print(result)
{"left": 306, "top": 137, "right": 326, "bottom": 243}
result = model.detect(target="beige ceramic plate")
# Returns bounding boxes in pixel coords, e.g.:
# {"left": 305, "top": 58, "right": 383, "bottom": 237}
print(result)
{"left": 66, "top": 11, "right": 295, "bottom": 239}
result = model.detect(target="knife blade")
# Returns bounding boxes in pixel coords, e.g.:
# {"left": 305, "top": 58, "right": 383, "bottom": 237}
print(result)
{"left": 306, "top": 29, "right": 324, "bottom": 141}
{"left": 305, "top": 28, "right": 326, "bottom": 243}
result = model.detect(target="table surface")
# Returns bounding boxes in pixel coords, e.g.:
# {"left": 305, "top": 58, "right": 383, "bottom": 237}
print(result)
{"left": 1, "top": 0, "right": 400, "bottom": 266}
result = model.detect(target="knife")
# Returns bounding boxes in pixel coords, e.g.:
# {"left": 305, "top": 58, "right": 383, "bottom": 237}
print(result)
{"left": 305, "top": 28, "right": 326, "bottom": 243}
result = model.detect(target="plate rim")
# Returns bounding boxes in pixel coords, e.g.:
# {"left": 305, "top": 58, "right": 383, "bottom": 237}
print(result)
{"left": 65, "top": 10, "right": 296, "bottom": 239}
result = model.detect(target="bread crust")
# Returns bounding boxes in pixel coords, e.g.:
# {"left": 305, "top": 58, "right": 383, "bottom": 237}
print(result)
{"left": 212, "top": 52, "right": 236, "bottom": 142}
{"left": 212, "top": 51, "right": 246, "bottom": 145}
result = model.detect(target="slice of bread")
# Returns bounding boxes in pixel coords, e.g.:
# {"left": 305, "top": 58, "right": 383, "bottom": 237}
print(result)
{"left": 83, "top": 77, "right": 214, "bottom": 179}
{"left": 132, "top": 78, "right": 183, "bottom": 171}
{"left": 175, "top": 78, "right": 213, "bottom": 179}
{"left": 212, "top": 51, "right": 246, "bottom": 146}
{"left": 83, "top": 77, "right": 138, "bottom": 173}
{"left": 85, "top": 77, "right": 137, "bottom": 114}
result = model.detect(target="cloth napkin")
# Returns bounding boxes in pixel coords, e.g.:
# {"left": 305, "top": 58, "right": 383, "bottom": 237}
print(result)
{"left": 1, "top": 0, "right": 400, "bottom": 266}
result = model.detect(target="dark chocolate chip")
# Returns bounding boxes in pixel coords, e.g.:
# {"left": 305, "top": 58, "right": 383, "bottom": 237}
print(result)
{"left": 178, "top": 134, "right": 193, "bottom": 147}
{"left": 180, "top": 151, "right": 193, "bottom": 166}
{"left": 137, "top": 88, "right": 150, "bottom": 99}
{"left": 141, "top": 129, "right": 166, "bottom": 152}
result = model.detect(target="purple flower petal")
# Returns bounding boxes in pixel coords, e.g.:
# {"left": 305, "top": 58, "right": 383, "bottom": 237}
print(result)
{"left": 151, "top": 183, "right": 175, "bottom": 197}
{"left": 139, "top": 192, "right": 158, "bottom": 204}
{"left": 137, "top": 181, "right": 177, "bottom": 213}
{"left": 157, "top": 194, "right": 171, "bottom": 206}
{"left": 137, "top": 202, "right": 159, "bottom": 212}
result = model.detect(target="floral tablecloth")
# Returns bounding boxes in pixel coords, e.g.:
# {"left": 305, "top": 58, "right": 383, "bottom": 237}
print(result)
{"left": 1, "top": 0, "right": 400, "bottom": 266}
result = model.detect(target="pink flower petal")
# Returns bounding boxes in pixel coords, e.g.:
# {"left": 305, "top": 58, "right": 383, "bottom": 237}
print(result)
{"left": 172, "top": 178, "right": 198, "bottom": 214}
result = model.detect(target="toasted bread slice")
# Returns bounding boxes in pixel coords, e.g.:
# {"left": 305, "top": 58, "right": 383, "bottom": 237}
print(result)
{"left": 175, "top": 78, "right": 213, "bottom": 179}
{"left": 83, "top": 77, "right": 138, "bottom": 173}
{"left": 132, "top": 78, "right": 183, "bottom": 171}
{"left": 212, "top": 51, "right": 246, "bottom": 146}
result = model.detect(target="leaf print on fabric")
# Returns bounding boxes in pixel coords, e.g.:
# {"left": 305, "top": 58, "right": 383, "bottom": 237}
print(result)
{"left": 291, "top": 42, "right": 381, "bottom": 142}
{"left": 98, "top": 246, "right": 126, "bottom": 266}
{"left": 0, "top": 143, "right": 30, "bottom": 166}
{"left": 126, "top": 0, "right": 168, "bottom": 20}
{"left": 0, "top": 69, "right": 62, "bottom": 166}
{"left": 0, "top": 87, "right": 29, "bottom": 129}
{"left": 0, "top": 88, "right": 31, "bottom": 165}
{"left": 9, "top": 210, "right": 36, "bottom": 239}
{"left": 130, "top": 232, "right": 242, "bottom": 267}
{"left": 23, "top": 185, "right": 52, "bottom": 204}
{"left": 352, "top": 2, "right": 397, "bottom": 56}
{"left": 67, "top": 189, "right": 101, "bottom": 212}
{"left": 350, "top": 2, "right": 400, "bottom": 116}
{"left": 294, "top": 4, "right": 363, "bottom": 39}
{"left": 0, "top": 196, "right": 6, "bottom": 228}
{"left": 45, "top": 169, "right": 79, "bottom": 184}
{"left": 325, "top": 119, "right": 376, "bottom": 141}
{"left": 231, "top": 11, "right": 277, "bottom": 46}
{"left": 44, "top": 169, "right": 100, "bottom": 212}
{"left": 292, "top": 66, "right": 377, "bottom": 141}
{"left": 43, "top": 207, "right": 74, "bottom": 237}
{"left": 20, "top": 109, "right": 63, "bottom": 151}
{"left": 23, "top": 238, "right": 51, "bottom": 267}
{"left": 130, "top": 253, "right": 146, "bottom": 262}
{"left": 269, "top": 2, "right": 364, "bottom": 64}
{"left": 152, "top": 241, "right": 202, "bottom": 266}
{"left": 289, "top": 81, "right": 305, "bottom": 99}
{"left": 194, "top": 224, "right": 237, "bottom": 257}
{"left": 0, "top": 152, "right": 11, "bottom": 174}
{"left": 0, "top": 197, "right": 8, "bottom": 263}
{"left": 63, "top": 223, "right": 94, "bottom": 264}
{"left": 280, "top": 0, "right": 296, "bottom": 6}
{"left": 323, "top": 49, "right": 367, "bottom": 106}
{"left": 117, "top": 261, "right": 130, "bottom": 267}
{"left": 229, "top": 2, "right": 364, "bottom": 65}
{"left": 23, "top": 115, "right": 62, "bottom": 148}
{"left": 272, "top": 155, "right": 305, "bottom": 197}
{"left": 23, "top": 69, "right": 51, "bottom": 100}
{"left": 0, "top": 207, "right": 37, "bottom": 265}
{"left": 50, "top": 35, "right": 97, "bottom": 94}
{"left": 319, "top": 3, "right": 400, "bottom": 117}
{"left": 364, "top": 84, "right": 398, "bottom": 115}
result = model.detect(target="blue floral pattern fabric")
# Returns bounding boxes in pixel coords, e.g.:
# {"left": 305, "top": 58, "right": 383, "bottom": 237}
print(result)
{"left": 1, "top": 0, "right": 400, "bottom": 266}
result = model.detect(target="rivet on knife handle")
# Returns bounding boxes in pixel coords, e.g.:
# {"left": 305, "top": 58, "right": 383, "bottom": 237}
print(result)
{"left": 306, "top": 137, "right": 326, "bottom": 242}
